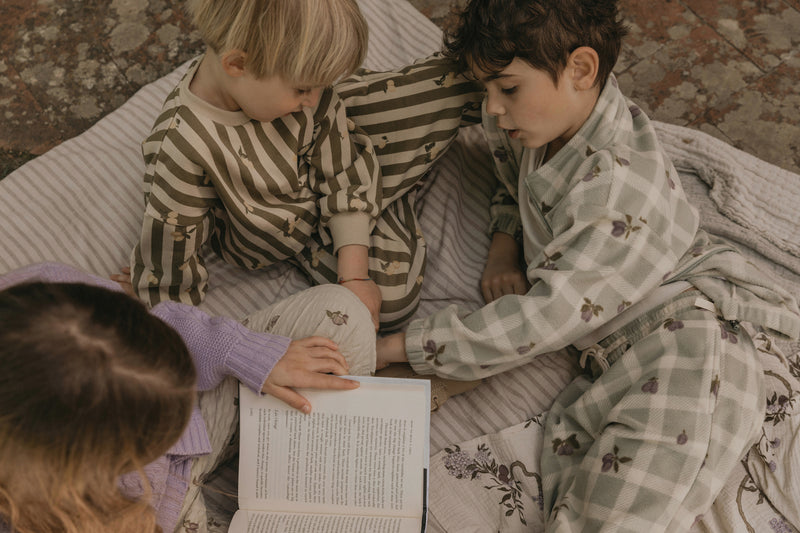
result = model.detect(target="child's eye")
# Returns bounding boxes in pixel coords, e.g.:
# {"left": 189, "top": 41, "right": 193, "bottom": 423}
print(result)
{"left": 501, "top": 86, "right": 518, "bottom": 95}
{"left": 296, "top": 88, "right": 311, "bottom": 95}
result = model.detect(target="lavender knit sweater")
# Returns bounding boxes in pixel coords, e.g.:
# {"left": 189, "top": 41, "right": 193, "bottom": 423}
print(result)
{"left": 0, "top": 262, "right": 291, "bottom": 531}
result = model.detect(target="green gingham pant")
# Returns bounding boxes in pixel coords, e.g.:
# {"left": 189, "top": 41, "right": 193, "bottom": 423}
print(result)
{"left": 542, "top": 289, "right": 764, "bottom": 532}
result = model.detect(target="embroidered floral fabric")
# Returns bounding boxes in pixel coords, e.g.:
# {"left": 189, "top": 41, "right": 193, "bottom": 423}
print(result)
{"left": 430, "top": 416, "right": 547, "bottom": 532}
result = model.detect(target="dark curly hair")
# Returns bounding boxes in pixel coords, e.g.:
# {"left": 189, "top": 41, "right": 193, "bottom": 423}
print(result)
{"left": 444, "top": 0, "right": 628, "bottom": 88}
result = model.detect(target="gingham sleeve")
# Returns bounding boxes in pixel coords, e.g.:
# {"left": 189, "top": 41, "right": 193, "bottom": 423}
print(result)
{"left": 405, "top": 149, "right": 696, "bottom": 380}
{"left": 305, "top": 88, "right": 380, "bottom": 252}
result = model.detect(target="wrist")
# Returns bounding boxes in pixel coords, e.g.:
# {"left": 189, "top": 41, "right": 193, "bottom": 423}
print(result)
{"left": 337, "top": 244, "right": 369, "bottom": 281}
{"left": 377, "top": 333, "right": 407, "bottom": 363}
{"left": 491, "top": 231, "right": 519, "bottom": 251}
{"left": 338, "top": 276, "right": 372, "bottom": 284}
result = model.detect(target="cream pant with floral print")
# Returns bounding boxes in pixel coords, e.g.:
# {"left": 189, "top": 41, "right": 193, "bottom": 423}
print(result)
{"left": 175, "top": 284, "right": 378, "bottom": 532}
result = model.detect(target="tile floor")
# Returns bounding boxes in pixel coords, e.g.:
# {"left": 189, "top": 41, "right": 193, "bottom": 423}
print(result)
{"left": 1, "top": 0, "right": 798, "bottom": 179}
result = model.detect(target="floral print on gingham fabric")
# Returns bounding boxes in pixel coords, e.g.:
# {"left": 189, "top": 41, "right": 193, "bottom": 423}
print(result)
{"left": 694, "top": 326, "right": 800, "bottom": 532}
{"left": 406, "top": 67, "right": 800, "bottom": 384}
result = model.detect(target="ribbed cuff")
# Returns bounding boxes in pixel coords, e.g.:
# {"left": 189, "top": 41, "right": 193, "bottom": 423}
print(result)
{"left": 328, "top": 212, "right": 372, "bottom": 252}
{"left": 404, "top": 318, "right": 435, "bottom": 375}
{"left": 488, "top": 213, "right": 522, "bottom": 241}
{"left": 227, "top": 329, "right": 292, "bottom": 393}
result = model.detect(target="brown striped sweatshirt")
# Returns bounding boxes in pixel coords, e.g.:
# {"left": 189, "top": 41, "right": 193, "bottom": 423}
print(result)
{"left": 131, "top": 57, "right": 380, "bottom": 306}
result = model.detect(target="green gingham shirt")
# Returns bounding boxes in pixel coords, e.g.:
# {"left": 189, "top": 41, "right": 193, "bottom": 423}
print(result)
{"left": 131, "top": 57, "right": 380, "bottom": 306}
{"left": 406, "top": 75, "right": 800, "bottom": 380}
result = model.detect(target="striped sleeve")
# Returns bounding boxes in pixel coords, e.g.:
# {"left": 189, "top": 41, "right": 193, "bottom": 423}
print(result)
{"left": 304, "top": 88, "right": 380, "bottom": 252}
{"left": 131, "top": 107, "right": 217, "bottom": 307}
{"left": 336, "top": 53, "right": 485, "bottom": 206}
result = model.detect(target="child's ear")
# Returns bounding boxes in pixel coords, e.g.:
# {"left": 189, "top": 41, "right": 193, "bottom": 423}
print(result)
{"left": 221, "top": 50, "right": 247, "bottom": 78}
{"left": 567, "top": 47, "right": 600, "bottom": 90}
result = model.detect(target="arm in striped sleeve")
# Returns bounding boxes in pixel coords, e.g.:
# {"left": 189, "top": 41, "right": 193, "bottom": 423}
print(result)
{"left": 305, "top": 87, "right": 380, "bottom": 253}
{"left": 131, "top": 126, "right": 218, "bottom": 306}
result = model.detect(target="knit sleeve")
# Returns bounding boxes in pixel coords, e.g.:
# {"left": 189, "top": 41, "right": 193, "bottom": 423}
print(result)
{"left": 151, "top": 300, "right": 291, "bottom": 393}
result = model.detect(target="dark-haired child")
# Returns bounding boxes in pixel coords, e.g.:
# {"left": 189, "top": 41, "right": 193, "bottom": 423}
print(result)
{"left": 375, "top": 0, "right": 800, "bottom": 530}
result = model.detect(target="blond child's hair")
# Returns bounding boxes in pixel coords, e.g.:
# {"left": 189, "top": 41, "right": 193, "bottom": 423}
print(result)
{"left": 186, "top": 0, "right": 369, "bottom": 86}
{"left": 0, "top": 282, "right": 196, "bottom": 533}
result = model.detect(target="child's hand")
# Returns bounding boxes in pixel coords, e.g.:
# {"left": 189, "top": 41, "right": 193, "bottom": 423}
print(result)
{"left": 341, "top": 278, "right": 381, "bottom": 331}
{"left": 262, "top": 336, "right": 360, "bottom": 413}
{"left": 481, "top": 233, "right": 530, "bottom": 303}
{"left": 110, "top": 267, "right": 136, "bottom": 297}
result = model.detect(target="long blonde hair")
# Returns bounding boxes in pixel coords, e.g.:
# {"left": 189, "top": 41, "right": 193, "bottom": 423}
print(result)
{"left": 186, "top": 0, "right": 369, "bottom": 85}
{"left": 0, "top": 282, "right": 197, "bottom": 533}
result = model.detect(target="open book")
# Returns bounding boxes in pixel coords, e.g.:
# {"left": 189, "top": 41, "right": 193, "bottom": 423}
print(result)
{"left": 230, "top": 376, "right": 431, "bottom": 533}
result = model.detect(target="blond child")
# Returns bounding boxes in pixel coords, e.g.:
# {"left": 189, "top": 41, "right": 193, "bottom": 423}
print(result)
{"left": 125, "top": 0, "right": 494, "bottom": 331}
{"left": 128, "top": 0, "right": 492, "bottom": 331}
{"left": 130, "top": 0, "right": 392, "bottom": 326}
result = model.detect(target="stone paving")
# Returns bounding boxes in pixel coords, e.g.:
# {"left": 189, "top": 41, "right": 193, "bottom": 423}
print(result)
{"left": 1, "top": 0, "right": 798, "bottom": 178}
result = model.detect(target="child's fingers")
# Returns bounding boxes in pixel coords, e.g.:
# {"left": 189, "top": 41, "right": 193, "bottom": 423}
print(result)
{"left": 481, "top": 278, "right": 503, "bottom": 302}
{"left": 285, "top": 339, "right": 350, "bottom": 374}
{"left": 110, "top": 274, "right": 136, "bottom": 297}
{"left": 483, "top": 279, "right": 526, "bottom": 302}
{"left": 306, "top": 355, "right": 350, "bottom": 376}
{"left": 303, "top": 341, "right": 350, "bottom": 366}
{"left": 265, "top": 375, "right": 360, "bottom": 413}
{"left": 481, "top": 284, "right": 495, "bottom": 303}
{"left": 297, "top": 372, "right": 361, "bottom": 391}
{"left": 265, "top": 385, "right": 313, "bottom": 414}
{"left": 512, "top": 279, "right": 530, "bottom": 295}
{"left": 304, "top": 344, "right": 349, "bottom": 369}
{"left": 297, "top": 336, "right": 339, "bottom": 351}
{"left": 482, "top": 284, "right": 501, "bottom": 303}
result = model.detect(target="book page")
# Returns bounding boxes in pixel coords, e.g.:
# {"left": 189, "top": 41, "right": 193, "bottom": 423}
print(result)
{"left": 228, "top": 509, "right": 423, "bottom": 533}
{"left": 238, "top": 376, "right": 429, "bottom": 519}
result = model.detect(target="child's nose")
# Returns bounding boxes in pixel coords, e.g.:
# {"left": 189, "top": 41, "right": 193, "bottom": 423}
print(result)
{"left": 302, "top": 88, "right": 322, "bottom": 108}
{"left": 485, "top": 95, "right": 505, "bottom": 117}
